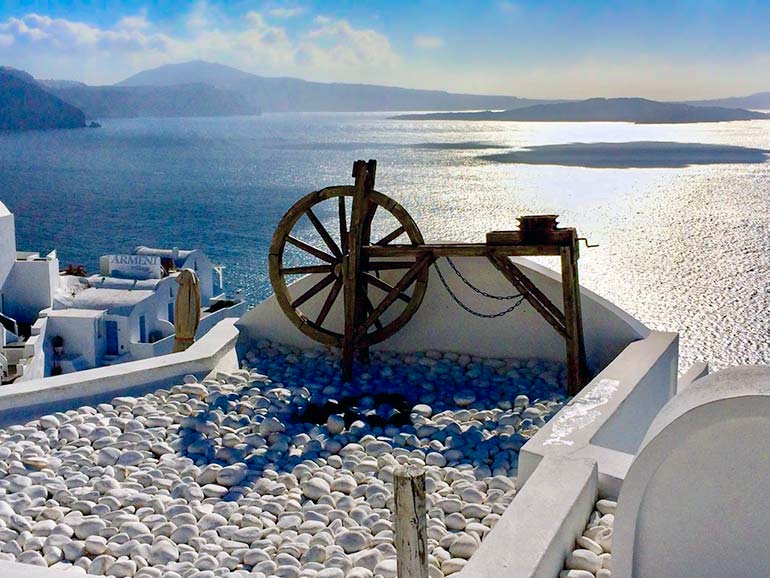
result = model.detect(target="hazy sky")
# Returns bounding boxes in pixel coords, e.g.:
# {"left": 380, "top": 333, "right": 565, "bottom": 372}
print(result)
{"left": 1, "top": 0, "right": 768, "bottom": 99}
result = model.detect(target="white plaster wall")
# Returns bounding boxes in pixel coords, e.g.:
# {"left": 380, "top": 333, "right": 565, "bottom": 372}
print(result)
{"left": 46, "top": 313, "right": 103, "bottom": 369}
{"left": 238, "top": 257, "right": 648, "bottom": 373}
{"left": 613, "top": 366, "right": 770, "bottom": 578}
{"left": 2, "top": 258, "right": 58, "bottom": 324}
{"left": 0, "top": 207, "right": 17, "bottom": 298}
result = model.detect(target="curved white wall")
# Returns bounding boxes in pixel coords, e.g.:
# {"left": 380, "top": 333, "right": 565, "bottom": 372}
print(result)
{"left": 238, "top": 257, "right": 648, "bottom": 374}
{"left": 613, "top": 366, "right": 770, "bottom": 578}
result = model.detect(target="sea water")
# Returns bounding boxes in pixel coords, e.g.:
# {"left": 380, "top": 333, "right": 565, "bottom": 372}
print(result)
{"left": 0, "top": 112, "right": 768, "bottom": 369}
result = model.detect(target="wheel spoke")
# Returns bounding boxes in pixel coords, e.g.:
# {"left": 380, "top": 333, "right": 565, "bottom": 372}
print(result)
{"left": 375, "top": 225, "right": 406, "bottom": 246}
{"left": 362, "top": 254, "right": 434, "bottom": 332}
{"left": 364, "top": 294, "right": 384, "bottom": 331}
{"left": 291, "top": 273, "right": 337, "bottom": 309}
{"left": 306, "top": 208, "right": 342, "bottom": 258}
{"left": 338, "top": 196, "right": 348, "bottom": 254}
{"left": 280, "top": 264, "right": 333, "bottom": 275}
{"left": 286, "top": 236, "right": 336, "bottom": 263}
{"left": 363, "top": 273, "right": 411, "bottom": 303}
{"left": 316, "top": 277, "right": 343, "bottom": 326}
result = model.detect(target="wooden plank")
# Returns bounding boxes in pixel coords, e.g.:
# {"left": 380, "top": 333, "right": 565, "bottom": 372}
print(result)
{"left": 487, "top": 255, "right": 567, "bottom": 339}
{"left": 561, "top": 243, "right": 588, "bottom": 395}
{"left": 365, "top": 243, "right": 563, "bottom": 258}
{"left": 394, "top": 465, "right": 428, "bottom": 578}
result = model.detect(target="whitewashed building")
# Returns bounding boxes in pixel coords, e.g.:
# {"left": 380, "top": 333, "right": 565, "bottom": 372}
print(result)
{"left": 2, "top": 197, "right": 245, "bottom": 380}
{"left": 0, "top": 201, "right": 58, "bottom": 383}
{"left": 48, "top": 246, "right": 245, "bottom": 374}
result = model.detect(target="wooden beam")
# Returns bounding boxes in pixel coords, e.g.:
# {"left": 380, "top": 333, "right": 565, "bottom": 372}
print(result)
{"left": 366, "top": 243, "right": 563, "bottom": 258}
{"left": 561, "top": 242, "right": 588, "bottom": 395}
{"left": 487, "top": 255, "right": 567, "bottom": 339}
{"left": 394, "top": 465, "right": 428, "bottom": 578}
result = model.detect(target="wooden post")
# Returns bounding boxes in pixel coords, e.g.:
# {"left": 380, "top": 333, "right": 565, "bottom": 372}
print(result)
{"left": 357, "top": 160, "right": 377, "bottom": 366}
{"left": 342, "top": 160, "right": 374, "bottom": 381}
{"left": 561, "top": 236, "right": 587, "bottom": 395}
{"left": 394, "top": 465, "right": 428, "bottom": 578}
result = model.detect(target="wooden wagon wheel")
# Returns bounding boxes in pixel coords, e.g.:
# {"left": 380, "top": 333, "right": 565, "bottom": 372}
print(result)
{"left": 269, "top": 183, "right": 428, "bottom": 349}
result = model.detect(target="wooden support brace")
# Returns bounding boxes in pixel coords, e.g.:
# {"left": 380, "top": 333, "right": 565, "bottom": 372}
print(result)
{"left": 394, "top": 465, "right": 428, "bottom": 578}
{"left": 487, "top": 254, "right": 568, "bottom": 338}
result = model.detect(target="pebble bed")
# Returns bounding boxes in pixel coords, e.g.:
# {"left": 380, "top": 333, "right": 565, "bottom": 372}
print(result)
{"left": 559, "top": 499, "right": 615, "bottom": 578}
{"left": 0, "top": 340, "right": 568, "bottom": 578}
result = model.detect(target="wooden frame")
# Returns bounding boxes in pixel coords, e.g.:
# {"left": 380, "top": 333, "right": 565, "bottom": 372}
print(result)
{"left": 269, "top": 160, "right": 588, "bottom": 394}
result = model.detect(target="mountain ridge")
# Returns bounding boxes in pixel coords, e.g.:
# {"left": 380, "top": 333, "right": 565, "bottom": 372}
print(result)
{"left": 115, "top": 60, "right": 557, "bottom": 112}
{"left": 0, "top": 70, "right": 86, "bottom": 131}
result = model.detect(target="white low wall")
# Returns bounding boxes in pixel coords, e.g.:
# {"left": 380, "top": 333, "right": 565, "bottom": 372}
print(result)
{"left": 459, "top": 456, "right": 598, "bottom": 578}
{"left": 518, "top": 331, "right": 678, "bottom": 498}
{"left": 238, "top": 257, "right": 648, "bottom": 376}
{"left": 0, "top": 319, "right": 239, "bottom": 427}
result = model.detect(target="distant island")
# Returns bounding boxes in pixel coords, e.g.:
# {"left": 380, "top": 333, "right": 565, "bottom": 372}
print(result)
{"left": 0, "top": 68, "right": 85, "bottom": 131}
{"left": 684, "top": 92, "right": 770, "bottom": 110}
{"left": 2, "top": 60, "right": 769, "bottom": 121}
{"left": 392, "top": 98, "right": 770, "bottom": 124}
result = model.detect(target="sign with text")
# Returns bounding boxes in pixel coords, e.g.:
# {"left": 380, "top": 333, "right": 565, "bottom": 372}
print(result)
{"left": 101, "top": 255, "right": 162, "bottom": 280}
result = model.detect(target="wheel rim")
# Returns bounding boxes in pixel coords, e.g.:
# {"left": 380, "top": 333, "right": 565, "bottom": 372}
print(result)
{"left": 269, "top": 185, "right": 428, "bottom": 348}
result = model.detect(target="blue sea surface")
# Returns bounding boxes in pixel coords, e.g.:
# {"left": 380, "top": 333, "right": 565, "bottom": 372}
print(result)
{"left": 1, "top": 113, "right": 768, "bottom": 369}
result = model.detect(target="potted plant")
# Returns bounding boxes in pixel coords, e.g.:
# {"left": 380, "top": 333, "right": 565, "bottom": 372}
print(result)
{"left": 52, "top": 335, "right": 64, "bottom": 356}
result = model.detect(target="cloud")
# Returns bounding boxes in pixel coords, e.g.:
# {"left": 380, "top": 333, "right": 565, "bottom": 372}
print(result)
{"left": 0, "top": 9, "right": 401, "bottom": 85}
{"left": 299, "top": 16, "right": 400, "bottom": 72}
{"left": 268, "top": 7, "right": 305, "bottom": 19}
{"left": 499, "top": 1, "right": 517, "bottom": 13}
{"left": 414, "top": 35, "right": 443, "bottom": 49}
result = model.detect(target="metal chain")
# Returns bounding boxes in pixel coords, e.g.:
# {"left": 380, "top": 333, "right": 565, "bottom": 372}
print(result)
{"left": 445, "top": 257, "right": 523, "bottom": 300}
{"left": 433, "top": 259, "right": 526, "bottom": 318}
